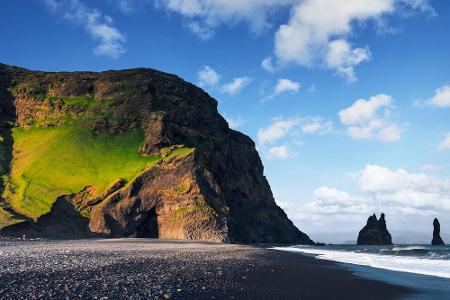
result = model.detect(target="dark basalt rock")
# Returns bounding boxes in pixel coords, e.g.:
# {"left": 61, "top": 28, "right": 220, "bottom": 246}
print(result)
{"left": 432, "top": 218, "right": 445, "bottom": 245}
{"left": 357, "top": 213, "right": 393, "bottom": 245}
{"left": 0, "top": 63, "right": 313, "bottom": 244}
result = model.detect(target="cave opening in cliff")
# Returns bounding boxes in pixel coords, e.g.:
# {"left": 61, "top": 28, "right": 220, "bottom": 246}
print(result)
{"left": 136, "top": 208, "right": 159, "bottom": 238}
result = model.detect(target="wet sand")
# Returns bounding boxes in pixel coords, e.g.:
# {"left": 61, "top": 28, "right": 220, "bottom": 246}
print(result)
{"left": 0, "top": 239, "right": 416, "bottom": 299}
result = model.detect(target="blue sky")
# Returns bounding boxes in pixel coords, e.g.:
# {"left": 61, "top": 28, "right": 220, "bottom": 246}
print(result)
{"left": 1, "top": 0, "right": 450, "bottom": 243}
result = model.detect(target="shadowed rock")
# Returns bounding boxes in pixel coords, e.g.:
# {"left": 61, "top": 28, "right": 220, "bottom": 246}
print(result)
{"left": 0, "top": 197, "right": 99, "bottom": 239}
{"left": 357, "top": 213, "right": 393, "bottom": 245}
{"left": 432, "top": 218, "right": 445, "bottom": 245}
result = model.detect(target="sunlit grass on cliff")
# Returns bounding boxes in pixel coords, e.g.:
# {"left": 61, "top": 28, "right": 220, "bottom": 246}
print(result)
{"left": 3, "top": 125, "right": 160, "bottom": 220}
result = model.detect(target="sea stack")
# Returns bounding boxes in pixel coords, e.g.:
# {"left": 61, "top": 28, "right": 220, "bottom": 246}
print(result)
{"left": 432, "top": 218, "right": 445, "bottom": 245}
{"left": 357, "top": 213, "right": 393, "bottom": 245}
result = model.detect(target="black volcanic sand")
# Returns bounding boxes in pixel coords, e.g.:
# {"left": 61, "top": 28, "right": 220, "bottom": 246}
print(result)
{"left": 0, "top": 239, "right": 416, "bottom": 299}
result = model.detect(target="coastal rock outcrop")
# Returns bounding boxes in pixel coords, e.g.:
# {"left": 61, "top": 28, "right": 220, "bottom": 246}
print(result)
{"left": 0, "top": 63, "right": 313, "bottom": 244}
{"left": 432, "top": 218, "right": 445, "bottom": 245}
{"left": 357, "top": 213, "right": 393, "bottom": 245}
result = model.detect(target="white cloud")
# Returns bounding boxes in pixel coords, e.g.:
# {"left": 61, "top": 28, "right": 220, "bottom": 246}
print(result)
{"left": 281, "top": 164, "right": 450, "bottom": 240}
{"left": 274, "top": 0, "right": 431, "bottom": 81}
{"left": 156, "top": 0, "right": 294, "bottom": 38}
{"left": 275, "top": 78, "right": 301, "bottom": 94}
{"left": 262, "top": 78, "right": 301, "bottom": 101}
{"left": 325, "top": 39, "right": 371, "bottom": 82}
{"left": 117, "top": 0, "right": 139, "bottom": 14}
{"left": 261, "top": 57, "right": 275, "bottom": 72}
{"left": 257, "top": 115, "right": 334, "bottom": 145}
{"left": 358, "top": 164, "right": 450, "bottom": 211}
{"left": 220, "top": 77, "right": 251, "bottom": 95}
{"left": 425, "top": 84, "right": 450, "bottom": 108}
{"left": 45, "top": 0, "right": 126, "bottom": 58}
{"left": 197, "top": 66, "right": 221, "bottom": 87}
{"left": 267, "top": 145, "right": 297, "bottom": 160}
{"left": 154, "top": 0, "right": 431, "bottom": 79}
{"left": 438, "top": 133, "right": 450, "bottom": 151}
{"left": 187, "top": 21, "right": 215, "bottom": 40}
{"left": 257, "top": 117, "right": 299, "bottom": 145}
{"left": 224, "top": 115, "right": 244, "bottom": 129}
{"left": 339, "top": 94, "right": 401, "bottom": 142}
{"left": 301, "top": 116, "right": 334, "bottom": 135}
{"left": 339, "top": 94, "right": 392, "bottom": 125}
{"left": 306, "top": 186, "right": 370, "bottom": 215}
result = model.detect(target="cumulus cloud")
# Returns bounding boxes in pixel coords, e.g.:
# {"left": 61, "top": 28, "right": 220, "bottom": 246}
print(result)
{"left": 262, "top": 78, "right": 301, "bottom": 101}
{"left": 220, "top": 77, "right": 251, "bottom": 95}
{"left": 305, "top": 186, "right": 370, "bottom": 215}
{"left": 325, "top": 40, "right": 371, "bottom": 82}
{"left": 338, "top": 94, "right": 401, "bottom": 142}
{"left": 275, "top": 78, "right": 301, "bottom": 94}
{"left": 301, "top": 116, "right": 334, "bottom": 135}
{"left": 152, "top": 0, "right": 431, "bottom": 79}
{"left": 117, "top": 0, "right": 141, "bottom": 14}
{"left": 44, "top": 0, "right": 126, "bottom": 58}
{"left": 274, "top": 0, "right": 431, "bottom": 81}
{"left": 257, "top": 115, "right": 334, "bottom": 145}
{"left": 281, "top": 164, "right": 450, "bottom": 240}
{"left": 424, "top": 84, "right": 450, "bottom": 108}
{"left": 261, "top": 57, "right": 275, "bottom": 72}
{"left": 267, "top": 145, "right": 297, "bottom": 160}
{"left": 197, "top": 66, "right": 221, "bottom": 87}
{"left": 438, "top": 133, "right": 450, "bottom": 151}
{"left": 358, "top": 164, "right": 450, "bottom": 211}
{"left": 156, "top": 0, "right": 294, "bottom": 39}
{"left": 257, "top": 117, "right": 299, "bottom": 145}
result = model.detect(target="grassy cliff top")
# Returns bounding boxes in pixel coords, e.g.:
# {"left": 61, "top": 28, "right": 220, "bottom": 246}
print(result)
{"left": 0, "top": 123, "right": 194, "bottom": 223}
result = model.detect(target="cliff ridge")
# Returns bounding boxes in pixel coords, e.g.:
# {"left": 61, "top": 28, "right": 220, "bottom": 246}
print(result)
{"left": 0, "top": 63, "right": 312, "bottom": 244}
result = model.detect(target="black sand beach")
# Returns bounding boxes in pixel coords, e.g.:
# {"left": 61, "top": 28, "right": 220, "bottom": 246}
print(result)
{"left": 0, "top": 239, "right": 415, "bottom": 299}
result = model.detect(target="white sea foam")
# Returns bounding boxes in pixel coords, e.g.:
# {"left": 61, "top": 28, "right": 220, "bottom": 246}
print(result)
{"left": 272, "top": 246, "right": 450, "bottom": 279}
{"left": 392, "top": 246, "right": 427, "bottom": 251}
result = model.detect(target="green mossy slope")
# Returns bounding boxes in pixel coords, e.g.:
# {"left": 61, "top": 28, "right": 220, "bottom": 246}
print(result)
{"left": 3, "top": 125, "right": 161, "bottom": 220}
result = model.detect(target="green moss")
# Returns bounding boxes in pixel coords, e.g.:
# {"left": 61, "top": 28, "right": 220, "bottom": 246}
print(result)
{"left": 31, "top": 115, "right": 74, "bottom": 128}
{"left": 62, "top": 96, "right": 96, "bottom": 107}
{"left": 174, "top": 178, "right": 191, "bottom": 194}
{"left": 0, "top": 206, "right": 20, "bottom": 228}
{"left": 43, "top": 95, "right": 97, "bottom": 107}
{"left": 7, "top": 85, "right": 99, "bottom": 108}
{"left": 161, "top": 147, "right": 195, "bottom": 162}
{"left": 173, "top": 204, "right": 215, "bottom": 218}
{"left": 3, "top": 125, "right": 160, "bottom": 219}
{"left": 6, "top": 86, "right": 18, "bottom": 94}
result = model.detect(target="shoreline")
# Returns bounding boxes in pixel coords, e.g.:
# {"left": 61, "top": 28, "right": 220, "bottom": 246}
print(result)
{"left": 0, "top": 239, "right": 417, "bottom": 299}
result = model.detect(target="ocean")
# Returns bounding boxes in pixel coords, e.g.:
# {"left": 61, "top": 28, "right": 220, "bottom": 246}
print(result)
{"left": 273, "top": 244, "right": 450, "bottom": 299}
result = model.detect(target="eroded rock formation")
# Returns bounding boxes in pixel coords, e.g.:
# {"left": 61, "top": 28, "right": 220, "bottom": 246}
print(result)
{"left": 432, "top": 218, "right": 445, "bottom": 245}
{"left": 357, "top": 213, "right": 393, "bottom": 245}
{"left": 0, "top": 63, "right": 313, "bottom": 244}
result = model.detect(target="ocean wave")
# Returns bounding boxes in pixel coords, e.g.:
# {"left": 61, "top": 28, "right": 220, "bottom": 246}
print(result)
{"left": 272, "top": 246, "right": 450, "bottom": 279}
{"left": 392, "top": 246, "right": 428, "bottom": 251}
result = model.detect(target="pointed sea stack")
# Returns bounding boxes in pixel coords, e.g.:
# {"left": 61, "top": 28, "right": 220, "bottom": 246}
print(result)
{"left": 357, "top": 213, "right": 393, "bottom": 245}
{"left": 432, "top": 218, "right": 445, "bottom": 245}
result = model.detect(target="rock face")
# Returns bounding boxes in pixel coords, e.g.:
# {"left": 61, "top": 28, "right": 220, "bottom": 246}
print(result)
{"left": 432, "top": 218, "right": 445, "bottom": 245}
{"left": 357, "top": 213, "right": 393, "bottom": 245}
{"left": 0, "top": 63, "right": 313, "bottom": 244}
